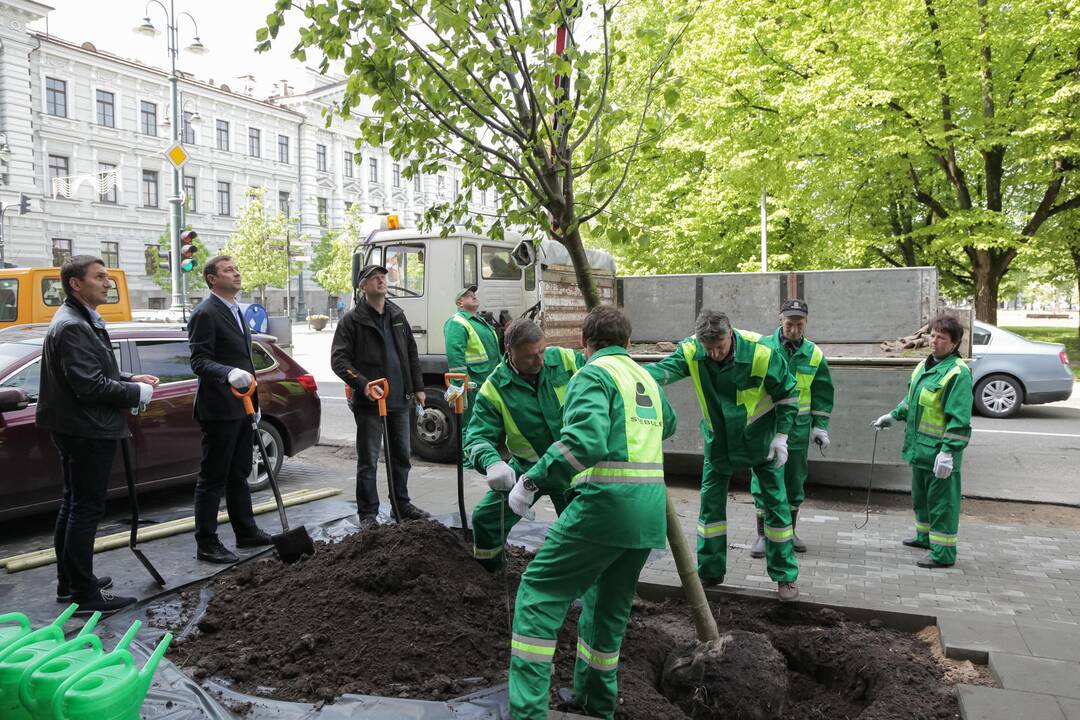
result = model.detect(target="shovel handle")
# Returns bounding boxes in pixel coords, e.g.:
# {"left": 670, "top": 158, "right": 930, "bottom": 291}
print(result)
{"left": 230, "top": 379, "right": 258, "bottom": 416}
{"left": 365, "top": 378, "right": 389, "bottom": 417}
{"left": 444, "top": 373, "right": 468, "bottom": 415}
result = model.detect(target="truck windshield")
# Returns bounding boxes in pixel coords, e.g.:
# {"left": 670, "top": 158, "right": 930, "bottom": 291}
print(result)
{"left": 384, "top": 244, "right": 425, "bottom": 297}
{"left": 0, "top": 279, "right": 17, "bottom": 323}
{"left": 40, "top": 277, "right": 120, "bottom": 306}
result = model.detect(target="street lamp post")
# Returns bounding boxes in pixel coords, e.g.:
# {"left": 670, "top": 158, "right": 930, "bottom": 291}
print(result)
{"left": 135, "top": 1, "right": 207, "bottom": 312}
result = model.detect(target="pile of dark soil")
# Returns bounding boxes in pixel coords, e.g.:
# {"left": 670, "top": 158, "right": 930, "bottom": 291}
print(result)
{"left": 170, "top": 520, "right": 961, "bottom": 719}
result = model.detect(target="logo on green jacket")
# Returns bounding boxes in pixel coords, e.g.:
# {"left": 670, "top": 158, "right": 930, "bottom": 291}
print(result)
{"left": 634, "top": 382, "right": 657, "bottom": 420}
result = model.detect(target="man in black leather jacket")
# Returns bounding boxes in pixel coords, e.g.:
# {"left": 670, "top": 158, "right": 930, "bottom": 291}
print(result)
{"left": 37, "top": 256, "right": 159, "bottom": 615}
{"left": 331, "top": 265, "right": 429, "bottom": 528}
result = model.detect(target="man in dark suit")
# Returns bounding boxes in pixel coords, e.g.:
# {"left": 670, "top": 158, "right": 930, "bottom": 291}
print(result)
{"left": 187, "top": 254, "right": 270, "bottom": 563}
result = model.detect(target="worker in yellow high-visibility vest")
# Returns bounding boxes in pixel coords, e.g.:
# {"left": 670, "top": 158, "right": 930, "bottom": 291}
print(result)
{"left": 443, "top": 285, "right": 501, "bottom": 432}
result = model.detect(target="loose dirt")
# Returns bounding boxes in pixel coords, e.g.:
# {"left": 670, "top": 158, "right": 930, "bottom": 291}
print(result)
{"left": 170, "top": 520, "right": 964, "bottom": 718}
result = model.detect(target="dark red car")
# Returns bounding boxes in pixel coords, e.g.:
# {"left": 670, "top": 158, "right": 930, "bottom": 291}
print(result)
{"left": 0, "top": 322, "right": 321, "bottom": 520}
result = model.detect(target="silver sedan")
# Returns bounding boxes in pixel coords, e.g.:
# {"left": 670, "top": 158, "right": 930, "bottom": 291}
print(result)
{"left": 970, "top": 321, "right": 1075, "bottom": 418}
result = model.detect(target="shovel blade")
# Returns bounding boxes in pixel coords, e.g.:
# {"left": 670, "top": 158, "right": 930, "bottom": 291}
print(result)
{"left": 273, "top": 526, "right": 315, "bottom": 564}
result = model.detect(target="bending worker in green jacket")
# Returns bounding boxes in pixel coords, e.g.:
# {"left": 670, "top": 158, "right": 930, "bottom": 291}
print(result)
{"left": 462, "top": 318, "right": 583, "bottom": 570}
{"left": 750, "top": 298, "right": 834, "bottom": 557}
{"left": 873, "top": 313, "right": 972, "bottom": 568}
{"left": 647, "top": 309, "right": 801, "bottom": 602}
{"left": 443, "top": 285, "right": 501, "bottom": 430}
{"left": 506, "top": 306, "right": 676, "bottom": 720}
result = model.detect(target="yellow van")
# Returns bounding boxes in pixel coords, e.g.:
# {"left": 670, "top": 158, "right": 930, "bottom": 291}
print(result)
{"left": 0, "top": 267, "right": 132, "bottom": 330}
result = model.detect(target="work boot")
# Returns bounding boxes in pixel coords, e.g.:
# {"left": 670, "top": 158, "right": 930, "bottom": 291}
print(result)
{"left": 916, "top": 554, "right": 953, "bottom": 569}
{"left": 700, "top": 575, "right": 724, "bottom": 587}
{"left": 57, "top": 576, "right": 113, "bottom": 603}
{"left": 235, "top": 529, "right": 274, "bottom": 548}
{"left": 556, "top": 687, "right": 581, "bottom": 709}
{"left": 197, "top": 538, "right": 239, "bottom": 564}
{"left": 791, "top": 509, "right": 807, "bottom": 553}
{"left": 358, "top": 514, "right": 379, "bottom": 531}
{"left": 750, "top": 515, "right": 766, "bottom": 559}
{"left": 902, "top": 537, "right": 930, "bottom": 549}
{"left": 72, "top": 590, "right": 136, "bottom": 617}
{"left": 393, "top": 503, "right": 431, "bottom": 521}
{"left": 777, "top": 582, "right": 800, "bottom": 603}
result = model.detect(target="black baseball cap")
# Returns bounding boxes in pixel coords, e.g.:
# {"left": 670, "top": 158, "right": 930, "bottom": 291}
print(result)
{"left": 358, "top": 264, "right": 388, "bottom": 283}
{"left": 781, "top": 299, "right": 809, "bottom": 317}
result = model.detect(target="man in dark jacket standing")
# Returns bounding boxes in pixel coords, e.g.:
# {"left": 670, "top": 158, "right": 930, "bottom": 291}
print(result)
{"left": 38, "top": 256, "right": 159, "bottom": 615}
{"left": 331, "top": 264, "right": 429, "bottom": 528}
{"left": 187, "top": 255, "right": 271, "bottom": 563}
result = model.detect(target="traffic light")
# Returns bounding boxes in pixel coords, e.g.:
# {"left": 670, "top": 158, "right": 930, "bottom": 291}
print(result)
{"left": 17, "top": 193, "right": 30, "bottom": 215}
{"left": 179, "top": 230, "right": 199, "bottom": 273}
{"left": 158, "top": 248, "right": 171, "bottom": 271}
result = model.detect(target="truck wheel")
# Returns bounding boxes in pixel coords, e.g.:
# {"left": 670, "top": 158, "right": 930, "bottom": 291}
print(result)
{"left": 974, "top": 373, "right": 1023, "bottom": 418}
{"left": 412, "top": 386, "right": 458, "bottom": 463}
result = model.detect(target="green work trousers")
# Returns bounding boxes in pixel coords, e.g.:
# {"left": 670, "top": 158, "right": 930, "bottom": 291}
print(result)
{"left": 698, "top": 452, "right": 798, "bottom": 583}
{"left": 509, "top": 532, "right": 650, "bottom": 720}
{"left": 471, "top": 487, "right": 567, "bottom": 571}
{"left": 751, "top": 445, "right": 808, "bottom": 513}
{"left": 910, "top": 465, "right": 961, "bottom": 565}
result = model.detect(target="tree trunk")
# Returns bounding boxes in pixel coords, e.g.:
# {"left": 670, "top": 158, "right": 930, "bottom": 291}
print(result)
{"left": 560, "top": 226, "right": 602, "bottom": 310}
{"left": 1072, "top": 247, "right": 1080, "bottom": 342}
{"left": 968, "top": 247, "right": 1009, "bottom": 324}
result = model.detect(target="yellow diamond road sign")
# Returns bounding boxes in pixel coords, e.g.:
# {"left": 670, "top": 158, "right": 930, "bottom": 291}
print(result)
{"left": 165, "top": 143, "right": 189, "bottom": 169}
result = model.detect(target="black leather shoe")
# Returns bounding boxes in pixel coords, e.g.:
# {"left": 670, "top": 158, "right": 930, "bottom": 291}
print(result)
{"left": 235, "top": 530, "right": 273, "bottom": 548}
{"left": 392, "top": 503, "right": 431, "bottom": 521}
{"left": 916, "top": 554, "right": 953, "bottom": 569}
{"left": 700, "top": 575, "right": 724, "bottom": 587}
{"left": 197, "top": 540, "right": 239, "bottom": 564}
{"left": 71, "top": 590, "right": 136, "bottom": 616}
{"left": 358, "top": 514, "right": 379, "bottom": 531}
{"left": 902, "top": 537, "right": 930, "bottom": 549}
{"left": 57, "top": 576, "right": 113, "bottom": 603}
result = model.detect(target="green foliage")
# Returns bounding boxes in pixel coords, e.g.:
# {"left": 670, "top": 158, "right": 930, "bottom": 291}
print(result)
{"left": 222, "top": 187, "right": 291, "bottom": 301}
{"left": 146, "top": 225, "right": 209, "bottom": 293}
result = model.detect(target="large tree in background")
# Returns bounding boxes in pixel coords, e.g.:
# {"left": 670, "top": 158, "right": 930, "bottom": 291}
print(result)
{"left": 259, "top": 0, "right": 696, "bottom": 309}
{"left": 223, "top": 188, "right": 291, "bottom": 305}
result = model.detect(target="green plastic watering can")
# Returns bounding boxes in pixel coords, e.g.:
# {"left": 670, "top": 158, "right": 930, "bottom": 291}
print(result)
{"left": 51, "top": 632, "right": 171, "bottom": 720}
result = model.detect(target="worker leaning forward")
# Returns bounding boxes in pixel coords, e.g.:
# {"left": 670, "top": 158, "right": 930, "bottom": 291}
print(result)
{"left": 874, "top": 313, "right": 972, "bottom": 568}
{"left": 506, "top": 306, "right": 676, "bottom": 720}
{"left": 647, "top": 309, "right": 801, "bottom": 602}
{"left": 462, "top": 318, "right": 584, "bottom": 571}
{"left": 750, "top": 299, "right": 834, "bottom": 557}
{"left": 443, "top": 285, "right": 501, "bottom": 431}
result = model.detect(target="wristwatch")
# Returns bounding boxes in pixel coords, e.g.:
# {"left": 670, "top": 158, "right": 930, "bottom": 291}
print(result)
{"left": 522, "top": 477, "right": 538, "bottom": 493}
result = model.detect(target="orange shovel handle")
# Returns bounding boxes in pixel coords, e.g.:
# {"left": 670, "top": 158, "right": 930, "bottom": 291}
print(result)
{"left": 444, "top": 373, "right": 468, "bottom": 415}
{"left": 230, "top": 378, "right": 258, "bottom": 416}
{"left": 366, "top": 378, "right": 389, "bottom": 417}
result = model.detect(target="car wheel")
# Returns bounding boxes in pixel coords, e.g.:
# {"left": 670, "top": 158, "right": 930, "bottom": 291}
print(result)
{"left": 248, "top": 420, "right": 284, "bottom": 491}
{"left": 974, "top": 374, "right": 1023, "bottom": 418}
{"left": 411, "top": 385, "right": 458, "bottom": 463}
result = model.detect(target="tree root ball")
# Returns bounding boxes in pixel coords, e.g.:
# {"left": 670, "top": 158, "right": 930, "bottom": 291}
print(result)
{"left": 660, "top": 630, "right": 789, "bottom": 720}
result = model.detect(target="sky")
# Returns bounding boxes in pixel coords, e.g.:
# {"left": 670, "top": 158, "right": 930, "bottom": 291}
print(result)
{"left": 29, "top": 0, "right": 325, "bottom": 97}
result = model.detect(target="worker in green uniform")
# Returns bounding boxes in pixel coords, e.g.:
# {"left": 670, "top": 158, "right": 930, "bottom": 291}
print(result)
{"left": 506, "top": 306, "right": 676, "bottom": 720}
{"left": 873, "top": 313, "right": 972, "bottom": 568}
{"left": 750, "top": 299, "right": 834, "bottom": 556}
{"left": 647, "top": 309, "right": 801, "bottom": 602}
{"left": 463, "top": 318, "right": 583, "bottom": 570}
{"left": 443, "top": 285, "right": 501, "bottom": 431}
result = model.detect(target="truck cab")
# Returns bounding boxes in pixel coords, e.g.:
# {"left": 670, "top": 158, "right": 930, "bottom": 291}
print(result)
{"left": 0, "top": 267, "right": 132, "bottom": 331}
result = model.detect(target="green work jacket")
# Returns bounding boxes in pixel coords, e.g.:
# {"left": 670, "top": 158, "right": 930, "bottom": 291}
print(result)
{"left": 647, "top": 330, "right": 798, "bottom": 468}
{"left": 890, "top": 352, "right": 973, "bottom": 470}
{"left": 443, "top": 310, "right": 502, "bottom": 385}
{"left": 463, "top": 346, "right": 585, "bottom": 475}
{"left": 760, "top": 327, "right": 834, "bottom": 450}
{"left": 525, "top": 346, "right": 677, "bottom": 550}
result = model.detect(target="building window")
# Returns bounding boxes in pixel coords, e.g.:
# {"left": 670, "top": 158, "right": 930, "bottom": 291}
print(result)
{"left": 317, "top": 197, "right": 328, "bottom": 227}
{"left": 46, "top": 77, "right": 67, "bottom": 117}
{"left": 142, "top": 170, "right": 159, "bottom": 207}
{"left": 98, "top": 162, "right": 118, "bottom": 203}
{"left": 437, "top": 175, "right": 446, "bottom": 196}
{"left": 182, "top": 111, "right": 195, "bottom": 145}
{"left": 52, "top": 239, "right": 72, "bottom": 266}
{"left": 414, "top": 174, "right": 421, "bottom": 193}
{"left": 344, "top": 151, "right": 354, "bottom": 178}
{"left": 278, "top": 135, "right": 289, "bottom": 163}
{"left": 453, "top": 178, "right": 460, "bottom": 200}
{"left": 96, "top": 90, "right": 115, "bottom": 127}
{"left": 344, "top": 200, "right": 353, "bottom": 214}
{"left": 316, "top": 144, "right": 327, "bottom": 172}
{"left": 248, "top": 127, "right": 261, "bottom": 157}
{"left": 216, "top": 120, "right": 229, "bottom": 151}
{"left": 369, "top": 157, "right": 379, "bottom": 183}
{"left": 414, "top": 212, "right": 423, "bottom": 227}
{"left": 48, "top": 155, "right": 69, "bottom": 182}
{"left": 369, "top": 204, "right": 379, "bottom": 214}
{"left": 183, "top": 174, "right": 197, "bottom": 212}
{"left": 140, "top": 101, "right": 157, "bottom": 136}
{"left": 217, "top": 181, "right": 231, "bottom": 215}
{"left": 278, "top": 191, "right": 290, "bottom": 217}
{"left": 101, "top": 241, "right": 119, "bottom": 268}
{"left": 393, "top": 163, "right": 401, "bottom": 188}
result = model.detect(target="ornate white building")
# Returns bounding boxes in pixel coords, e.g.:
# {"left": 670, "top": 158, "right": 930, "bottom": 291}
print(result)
{"left": 0, "top": 0, "right": 493, "bottom": 310}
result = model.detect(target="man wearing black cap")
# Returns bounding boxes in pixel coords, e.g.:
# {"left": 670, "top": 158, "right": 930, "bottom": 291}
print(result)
{"left": 443, "top": 284, "right": 501, "bottom": 432}
{"left": 331, "top": 264, "right": 429, "bottom": 528}
{"left": 750, "top": 299, "right": 834, "bottom": 557}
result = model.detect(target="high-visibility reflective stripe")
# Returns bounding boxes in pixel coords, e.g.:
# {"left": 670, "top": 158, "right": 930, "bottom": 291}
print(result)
{"left": 682, "top": 338, "right": 713, "bottom": 432}
{"left": 478, "top": 381, "right": 539, "bottom": 462}
{"left": 765, "top": 524, "right": 794, "bottom": 542}
{"left": 795, "top": 342, "right": 823, "bottom": 416}
{"left": 594, "top": 461, "right": 664, "bottom": 471}
{"left": 576, "top": 638, "right": 619, "bottom": 671}
{"left": 747, "top": 394, "right": 798, "bottom": 424}
{"left": 811, "top": 410, "right": 831, "bottom": 418}
{"left": 697, "top": 521, "right": 728, "bottom": 538}
{"left": 553, "top": 440, "right": 586, "bottom": 473}
{"left": 451, "top": 314, "right": 490, "bottom": 365}
{"left": 467, "top": 440, "right": 499, "bottom": 466}
{"left": 511, "top": 634, "right": 557, "bottom": 663}
{"left": 914, "top": 521, "right": 931, "bottom": 532}
{"left": 473, "top": 545, "right": 503, "bottom": 559}
{"left": 572, "top": 470, "right": 666, "bottom": 486}
{"left": 943, "top": 431, "right": 969, "bottom": 442}
{"left": 930, "top": 532, "right": 957, "bottom": 545}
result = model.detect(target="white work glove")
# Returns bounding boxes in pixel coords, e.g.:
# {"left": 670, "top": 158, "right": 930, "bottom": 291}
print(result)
{"left": 766, "top": 434, "right": 789, "bottom": 469}
{"left": 508, "top": 476, "right": 537, "bottom": 518}
{"left": 227, "top": 368, "right": 254, "bottom": 389}
{"left": 254, "top": 409, "right": 262, "bottom": 425}
{"left": 872, "top": 414, "right": 895, "bottom": 430}
{"left": 444, "top": 385, "right": 465, "bottom": 404}
{"left": 131, "top": 382, "right": 154, "bottom": 415}
{"left": 811, "top": 427, "right": 830, "bottom": 450}
{"left": 485, "top": 460, "right": 516, "bottom": 491}
{"left": 933, "top": 451, "right": 954, "bottom": 479}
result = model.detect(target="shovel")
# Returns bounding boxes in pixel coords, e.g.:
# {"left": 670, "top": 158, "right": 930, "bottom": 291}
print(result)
{"left": 364, "top": 378, "right": 405, "bottom": 523}
{"left": 231, "top": 381, "right": 315, "bottom": 563}
{"left": 119, "top": 438, "right": 166, "bottom": 587}
{"left": 444, "top": 373, "right": 470, "bottom": 538}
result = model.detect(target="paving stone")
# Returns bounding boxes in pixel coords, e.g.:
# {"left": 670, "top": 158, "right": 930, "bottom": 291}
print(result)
{"left": 989, "top": 653, "right": 1080, "bottom": 699}
{"left": 937, "top": 616, "right": 1029, "bottom": 662}
{"left": 1016, "top": 621, "right": 1080, "bottom": 662}
{"left": 957, "top": 685, "right": 1065, "bottom": 720}
{"left": 1058, "top": 697, "right": 1080, "bottom": 720}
